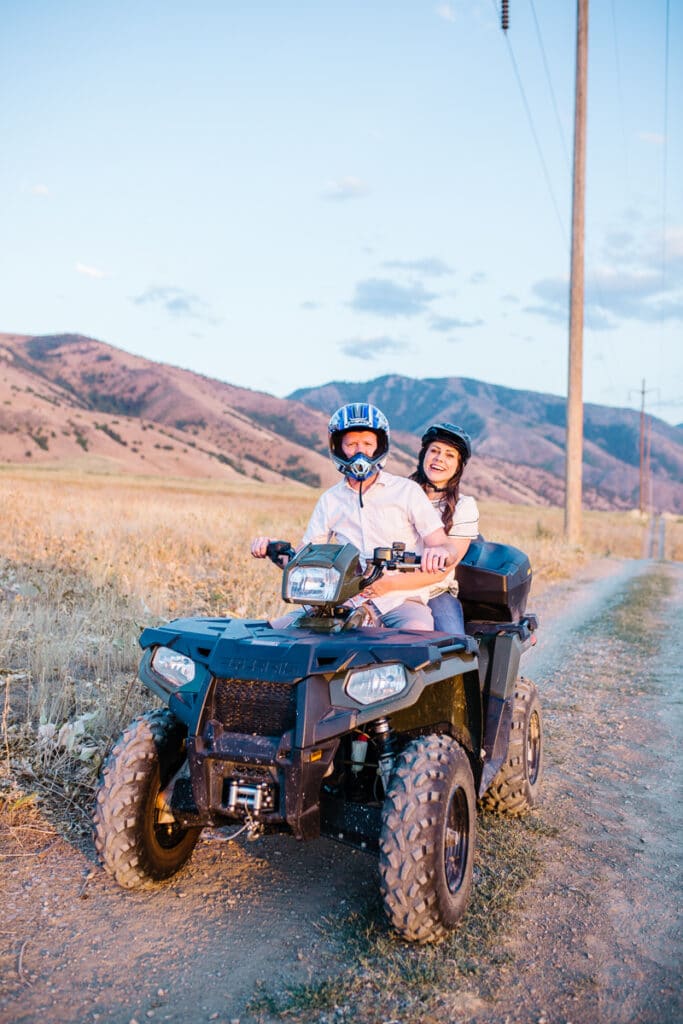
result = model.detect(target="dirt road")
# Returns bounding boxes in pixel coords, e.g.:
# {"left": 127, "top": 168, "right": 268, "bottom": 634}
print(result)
{"left": 1, "top": 556, "right": 681, "bottom": 1024}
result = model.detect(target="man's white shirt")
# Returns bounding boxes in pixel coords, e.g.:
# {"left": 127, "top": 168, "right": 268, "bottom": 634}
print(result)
{"left": 300, "top": 471, "right": 444, "bottom": 614}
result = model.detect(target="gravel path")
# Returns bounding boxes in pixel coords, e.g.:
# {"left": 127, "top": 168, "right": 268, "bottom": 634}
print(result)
{"left": 452, "top": 556, "right": 683, "bottom": 1024}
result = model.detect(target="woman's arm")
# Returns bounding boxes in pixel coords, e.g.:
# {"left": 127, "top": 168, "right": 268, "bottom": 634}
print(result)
{"left": 365, "top": 565, "right": 453, "bottom": 598}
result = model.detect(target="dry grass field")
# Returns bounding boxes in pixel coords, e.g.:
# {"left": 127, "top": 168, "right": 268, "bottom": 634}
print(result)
{"left": 0, "top": 466, "right": 680, "bottom": 830}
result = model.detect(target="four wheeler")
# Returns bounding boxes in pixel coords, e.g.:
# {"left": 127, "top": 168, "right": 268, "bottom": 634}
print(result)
{"left": 94, "top": 538, "right": 543, "bottom": 943}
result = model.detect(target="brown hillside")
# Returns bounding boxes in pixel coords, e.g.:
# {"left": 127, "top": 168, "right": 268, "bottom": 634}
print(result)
{"left": 0, "top": 334, "right": 414, "bottom": 487}
{"left": 4, "top": 332, "right": 679, "bottom": 512}
{"left": 0, "top": 334, "right": 332, "bottom": 485}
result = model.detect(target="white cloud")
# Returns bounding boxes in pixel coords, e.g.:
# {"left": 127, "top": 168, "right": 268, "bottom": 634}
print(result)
{"left": 339, "top": 336, "right": 408, "bottom": 360}
{"left": 321, "top": 177, "right": 370, "bottom": 201}
{"left": 132, "top": 284, "right": 221, "bottom": 324}
{"left": 430, "top": 314, "right": 483, "bottom": 332}
{"left": 639, "top": 132, "right": 665, "bottom": 145}
{"left": 665, "top": 225, "right": 683, "bottom": 258}
{"left": 350, "top": 278, "right": 438, "bottom": 317}
{"left": 31, "top": 184, "right": 50, "bottom": 196}
{"left": 383, "top": 257, "right": 453, "bottom": 277}
{"left": 76, "top": 262, "right": 107, "bottom": 279}
{"left": 436, "top": 4, "right": 456, "bottom": 22}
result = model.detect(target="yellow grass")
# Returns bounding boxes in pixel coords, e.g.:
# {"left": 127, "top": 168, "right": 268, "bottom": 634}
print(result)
{"left": 0, "top": 467, "right": 679, "bottom": 802}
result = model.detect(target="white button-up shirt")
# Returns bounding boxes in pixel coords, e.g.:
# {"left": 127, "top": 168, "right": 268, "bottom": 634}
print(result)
{"left": 300, "top": 471, "right": 444, "bottom": 614}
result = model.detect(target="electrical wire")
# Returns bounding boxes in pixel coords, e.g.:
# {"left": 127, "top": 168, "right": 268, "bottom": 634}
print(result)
{"left": 529, "top": 0, "right": 572, "bottom": 172}
{"left": 491, "top": 0, "right": 568, "bottom": 245}
{"left": 609, "top": 0, "right": 630, "bottom": 192}
{"left": 662, "top": 0, "right": 670, "bottom": 293}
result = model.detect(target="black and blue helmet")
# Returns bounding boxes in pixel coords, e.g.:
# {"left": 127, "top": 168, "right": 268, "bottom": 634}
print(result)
{"left": 328, "top": 403, "right": 390, "bottom": 481}
{"left": 420, "top": 422, "right": 472, "bottom": 464}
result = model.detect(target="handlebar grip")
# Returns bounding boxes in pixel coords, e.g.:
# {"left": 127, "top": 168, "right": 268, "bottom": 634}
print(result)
{"left": 371, "top": 545, "right": 421, "bottom": 568}
{"left": 266, "top": 540, "right": 296, "bottom": 567}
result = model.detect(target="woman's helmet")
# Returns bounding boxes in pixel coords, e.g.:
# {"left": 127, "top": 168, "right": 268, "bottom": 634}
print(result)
{"left": 420, "top": 422, "right": 472, "bottom": 465}
{"left": 328, "top": 403, "right": 390, "bottom": 481}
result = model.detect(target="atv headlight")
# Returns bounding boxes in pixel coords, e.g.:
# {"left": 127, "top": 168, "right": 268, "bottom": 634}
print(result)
{"left": 345, "top": 663, "right": 408, "bottom": 705}
{"left": 285, "top": 566, "right": 342, "bottom": 604}
{"left": 151, "top": 646, "right": 196, "bottom": 687}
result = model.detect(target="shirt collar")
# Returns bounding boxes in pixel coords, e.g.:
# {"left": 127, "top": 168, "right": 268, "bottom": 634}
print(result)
{"left": 343, "top": 469, "right": 385, "bottom": 493}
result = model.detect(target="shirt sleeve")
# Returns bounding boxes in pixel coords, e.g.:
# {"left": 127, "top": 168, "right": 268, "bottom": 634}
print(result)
{"left": 407, "top": 481, "right": 446, "bottom": 538}
{"left": 300, "top": 493, "right": 332, "bottom": 545}
{"left": 450, "top": 495, "right": 479, "bottom": 539}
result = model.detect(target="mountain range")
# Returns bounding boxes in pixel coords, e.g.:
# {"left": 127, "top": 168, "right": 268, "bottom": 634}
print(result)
{"left": 1, "top": 332, "right": 681, "bottom": 513}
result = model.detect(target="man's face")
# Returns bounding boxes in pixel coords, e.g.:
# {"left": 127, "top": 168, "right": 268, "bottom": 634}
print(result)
{"left": 340, "top": 430, "right": 378, "bottom": 459}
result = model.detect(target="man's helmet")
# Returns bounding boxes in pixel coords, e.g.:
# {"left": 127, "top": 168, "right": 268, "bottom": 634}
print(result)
{"left": 420, "top": 422, "right": 472, "bottom": 464}
{"left": 328, "top": 403, "right": 390, "bottom": 481}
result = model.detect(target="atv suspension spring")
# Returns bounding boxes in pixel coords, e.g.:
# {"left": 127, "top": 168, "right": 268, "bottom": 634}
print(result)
{"left": 372, "top": 717, "right": 396, "bottom": 792}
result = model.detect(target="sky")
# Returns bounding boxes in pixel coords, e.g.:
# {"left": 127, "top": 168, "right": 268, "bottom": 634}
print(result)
{"left": 2, "top": 1, "right": 682, "bottom": 426}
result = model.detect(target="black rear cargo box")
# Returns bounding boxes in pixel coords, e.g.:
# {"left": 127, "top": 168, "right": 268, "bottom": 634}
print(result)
{"left": 455, "top": 540, "right": 532, "bottom": 623}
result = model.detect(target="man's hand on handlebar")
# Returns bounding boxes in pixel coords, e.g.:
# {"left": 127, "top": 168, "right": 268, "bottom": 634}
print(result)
{"left": 251, "top": 538, "right": 296, "bottom": 568}
{"left": 251, "top": 536, "right": 272, "bottom": 559}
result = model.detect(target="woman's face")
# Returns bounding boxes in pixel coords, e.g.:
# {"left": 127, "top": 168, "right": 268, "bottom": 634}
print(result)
{"left": 423, "top": 441, "right": 461, "bottom": 488}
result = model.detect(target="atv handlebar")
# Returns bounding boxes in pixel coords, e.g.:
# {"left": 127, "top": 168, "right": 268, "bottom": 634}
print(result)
{"left": 370, "top": 542, "right": 421, "bottom": 570}
{"left": 266, "top": 540, "right": 422, "bottom": 575}
{"left": 266, "top": 541, "right": 297, "bottom": 568}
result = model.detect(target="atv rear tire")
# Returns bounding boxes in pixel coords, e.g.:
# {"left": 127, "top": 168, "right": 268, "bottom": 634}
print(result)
{"left": 94, "top": 709, "right": 201, "bottom": 888}
{"left": 379, "top": 734, "right": 476, "bottom": 944}
{"left": 481, "top": 676, "right": 543, "bottom": 816}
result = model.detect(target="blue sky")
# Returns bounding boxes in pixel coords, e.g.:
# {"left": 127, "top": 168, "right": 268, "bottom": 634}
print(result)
{"left": 2, "top": 1, "right": 682, "bottom": 425}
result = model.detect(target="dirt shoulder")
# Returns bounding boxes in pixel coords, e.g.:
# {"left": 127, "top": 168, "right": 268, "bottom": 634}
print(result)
{"left": 1, "top": 556, "right": 681, "bottom": 1024}
{"left": 451, "top": 557, "right": 683, "bottom": 1024}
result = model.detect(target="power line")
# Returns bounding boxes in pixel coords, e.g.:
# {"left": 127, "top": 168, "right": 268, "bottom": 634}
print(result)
{"left": 662, "top": 0, "right": 671, "bottom": 292}
{"left": 609, "top": 0, "right": 630, "bottom": 191}
{"left": 525, "top": 1, "right": 618, "bottom": 406}
{"left": 529, "top": 0, "right": 572, "bottom": 172}
{"left": 493, "top": 0, "right": 568, "bottom": 245}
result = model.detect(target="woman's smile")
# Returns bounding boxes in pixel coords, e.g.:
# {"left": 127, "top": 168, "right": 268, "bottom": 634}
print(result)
{"left": 424, "top": 441, "right": 461, "bottom": 487}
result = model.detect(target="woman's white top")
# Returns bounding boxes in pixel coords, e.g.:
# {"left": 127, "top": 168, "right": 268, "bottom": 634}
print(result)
{"left": 428, "top": 493, "right": 479, "bottom": 599}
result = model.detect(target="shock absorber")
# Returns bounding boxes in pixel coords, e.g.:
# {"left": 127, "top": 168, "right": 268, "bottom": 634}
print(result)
{"left": 350, "top": 731, "right": 369, "bottom": 774}
{"left": 372, "top": 717, "right": 396, "bottom": 791}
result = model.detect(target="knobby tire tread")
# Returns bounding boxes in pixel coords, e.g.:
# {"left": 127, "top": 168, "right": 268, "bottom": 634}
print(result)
{"left": 93, "top": 708, "right": 199, "bottom": 889}
{"left": 480, "top": 676, "right": 543, "bottom": 817}
{"left": 379, "top": 734, "right": 475, "bottom": 944}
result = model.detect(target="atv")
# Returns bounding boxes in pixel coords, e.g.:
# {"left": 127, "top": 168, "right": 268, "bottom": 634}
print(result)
{"left": 94, "top": 538, "right": 543, "bottom": 944}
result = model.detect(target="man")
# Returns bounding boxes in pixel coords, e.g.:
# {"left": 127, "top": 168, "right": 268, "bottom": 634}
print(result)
{"left": 251, "top": 403, "right": 470, "bottom": 630}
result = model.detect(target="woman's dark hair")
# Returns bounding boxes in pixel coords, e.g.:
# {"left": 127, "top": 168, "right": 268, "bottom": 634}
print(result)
{"left": 410, "top": 442, "right": 465, "bottom": 534}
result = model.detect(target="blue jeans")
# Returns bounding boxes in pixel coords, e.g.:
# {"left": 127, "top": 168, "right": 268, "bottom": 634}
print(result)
{"left": 379, "top": 600, "right": 435, "bottom": 630}
{"left": 428, "top": 592, "right": 465, "bottom": 636}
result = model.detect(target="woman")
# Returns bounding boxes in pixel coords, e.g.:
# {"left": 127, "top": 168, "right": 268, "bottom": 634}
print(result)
{"left": 411, "top": 423, "right": 479, "bottom": 635}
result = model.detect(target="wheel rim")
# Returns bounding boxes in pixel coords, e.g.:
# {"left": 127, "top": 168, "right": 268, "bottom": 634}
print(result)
{"left": 147, "top": 769, "right": 190, "bottom": 851}
{"left": 527, "top": 709, "right": 541, "bottom": 784}
{"left": 444, "top": 784, "right": 470, "bottom": 894}
{"left": 153, "top": 810, "right": 189, "bottom": 849}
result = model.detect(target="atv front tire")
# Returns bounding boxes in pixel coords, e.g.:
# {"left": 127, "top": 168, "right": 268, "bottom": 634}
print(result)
{"left": 94, "top": 709, "right": 201, "bottom": 888}
{"left": 481, "top": 676, "right": 543, "bottom": 816}
{"left": 379, "top": 734, "right": 476, "bottom": 944}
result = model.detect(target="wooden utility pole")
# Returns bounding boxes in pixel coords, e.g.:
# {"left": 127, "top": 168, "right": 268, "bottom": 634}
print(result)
{"left": 564, "top": 0, "right": 589, "bottom": 544}
{"left": 630, "top": 378, "right": 657, "bottom": 515}
{"left": 645, "top": 410, "right": 652, "bottom": 513}
{"left": 638, "top": 379, "right": 646, "bottom": 514}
